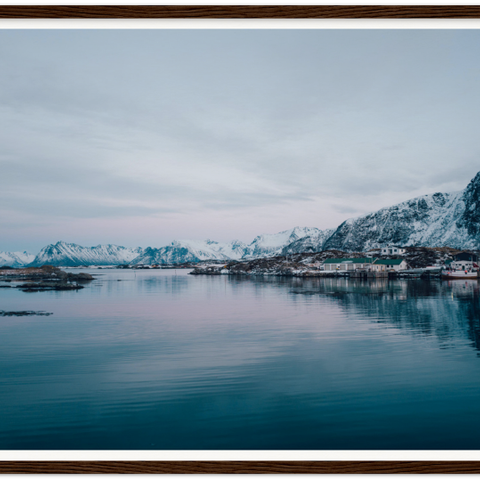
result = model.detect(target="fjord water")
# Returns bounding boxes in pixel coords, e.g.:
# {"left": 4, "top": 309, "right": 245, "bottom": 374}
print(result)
{"left": 2, "top": 269, "right": 480, "bottom": 450}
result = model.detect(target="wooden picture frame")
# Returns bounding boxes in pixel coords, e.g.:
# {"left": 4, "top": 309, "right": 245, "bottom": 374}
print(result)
{"left": 0, "top": 5, "right": 479, "bottom": 474}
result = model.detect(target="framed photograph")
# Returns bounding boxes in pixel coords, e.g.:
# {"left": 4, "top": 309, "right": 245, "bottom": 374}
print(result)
{"left": 2, "top": 5, "right": 480, "bottom": 474}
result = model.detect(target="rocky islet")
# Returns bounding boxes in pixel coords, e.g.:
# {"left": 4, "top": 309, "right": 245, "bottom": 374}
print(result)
{"left": 0, "top": 265, "right": 94, "bottom": 292}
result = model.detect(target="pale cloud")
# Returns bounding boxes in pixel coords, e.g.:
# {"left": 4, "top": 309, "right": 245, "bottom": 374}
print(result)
{"left": 2, "top": 29, "right": 480, "bottom": 252}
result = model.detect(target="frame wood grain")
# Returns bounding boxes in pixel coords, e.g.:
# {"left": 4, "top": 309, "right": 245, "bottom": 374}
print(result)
{"left": 0, "top": 4, "right": 479, "bottom": 474}
{"left": 1, "top": 460, "right": 480, "bottom": 474}
{"left": 0, "top": 5, "right": 480, "bottom": 18}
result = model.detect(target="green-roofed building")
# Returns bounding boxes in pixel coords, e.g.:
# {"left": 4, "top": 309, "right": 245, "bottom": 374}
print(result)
{"left": 322, "top": 257, "right": 408, "bottom": 272}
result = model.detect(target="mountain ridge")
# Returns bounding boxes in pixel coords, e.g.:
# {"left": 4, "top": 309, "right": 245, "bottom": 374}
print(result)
{"left": 4, "top": 171, "right": 480, "bottom": 266}
{"left": 20, "top": 227, "right": 322, "bottom": 267}
{"left": 322, "top": 173, "right": 480, "bottom": 252}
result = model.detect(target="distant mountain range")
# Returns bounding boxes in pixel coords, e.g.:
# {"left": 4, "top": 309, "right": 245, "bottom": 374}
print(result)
{"left": 0, "top": 251, "right": 36, "bottom": 268}
{"left": 3, "top": 171, "right": 480, "bottom": 267}
{"left": 1, "top": 227, "right": 320, "bottom": 267}
{"left": 28, "top": 243, "right": 144, "bottom": 268}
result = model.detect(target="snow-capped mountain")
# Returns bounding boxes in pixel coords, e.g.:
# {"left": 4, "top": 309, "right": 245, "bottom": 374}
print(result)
{"left": 323, "top": 172, "right": 480, "bottom": 252}
{"left": 131, "top": 239, "right": 247, "bottom": 265}
{"left": 0, "top": 250, "right": 35, "bottom": 267}
{"left": 28, "top": 241, "right": 144, "bottom": 267}
{"left": 242, "top": 227, "right": 321, "bottom": 258}
{"left": 131, "top": 229, "right": 321, "bottom": 265}
{"left": 281, "top": 229, "right": 336, "bottom": 255}
{"left": 20, "top": 228, "right": 321, "bottom": 267}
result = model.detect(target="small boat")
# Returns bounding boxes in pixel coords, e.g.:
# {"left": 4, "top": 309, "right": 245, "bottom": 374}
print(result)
{"left": 442, "top": 270, "right": 479, "bottom": 280}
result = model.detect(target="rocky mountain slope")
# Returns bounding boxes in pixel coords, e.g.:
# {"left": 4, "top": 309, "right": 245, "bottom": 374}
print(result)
{"left": 0, "top": 251, "right": 35, "bottom": 268}
{"left": 322, "top": 172, "right": 480, "bottom": 252}
{"left": 29, "top": 242, "right": 143, "bottom": 267}
{"left": 281, "top": 229, "right": 335, "bottom": 255}
{"left": 243, "top": 227, "right": 321, "bottom": 258}
{"left": 130, "top": 239, "right": 247, "bottom": 265}
{"left": 14, "top": 227, "right": 322, "bottom": 266}
{"left": 131, "top": 228, "right": 321, "bottom": 265}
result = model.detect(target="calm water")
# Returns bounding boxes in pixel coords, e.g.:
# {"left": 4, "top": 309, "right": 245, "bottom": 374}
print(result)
{"left": 2, "top": 269, "right": 480, "bottom": 450}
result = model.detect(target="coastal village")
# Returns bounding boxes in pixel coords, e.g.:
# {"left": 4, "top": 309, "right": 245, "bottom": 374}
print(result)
{"left": 188, "top": 246, "right": 480, "bottom": 279}
{"left": 2, "top": 246, "right": 479, "bottom": 283}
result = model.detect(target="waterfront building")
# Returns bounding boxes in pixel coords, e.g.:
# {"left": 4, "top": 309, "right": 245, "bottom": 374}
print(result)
{"left": 373, "top": 258, "right": 408, "bottom": 271}
{"left": 451, "top": 252, "right": 478, "bottom": 270}
{"left": 323, "top": 258, "right": 375, "bottom": 271}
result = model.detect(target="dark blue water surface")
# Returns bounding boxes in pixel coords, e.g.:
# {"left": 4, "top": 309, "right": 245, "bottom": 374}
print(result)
{"left": 2, "top": 269, "right": 480, "bottom": 449}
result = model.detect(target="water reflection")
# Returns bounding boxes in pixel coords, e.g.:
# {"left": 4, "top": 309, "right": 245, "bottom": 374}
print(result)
{"left": 3, "top": 270, "right": 480, "bottom": 450}
{"left": 280, "top": 276, "right": 480, "bottom": 353}
{"left": 89, "top": 272, "right": 190, "bottom": 297}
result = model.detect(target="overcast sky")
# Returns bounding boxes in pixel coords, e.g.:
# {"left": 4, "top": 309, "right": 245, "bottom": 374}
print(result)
{"left": 2, "top": 28, "right": 480, "bottom": 252}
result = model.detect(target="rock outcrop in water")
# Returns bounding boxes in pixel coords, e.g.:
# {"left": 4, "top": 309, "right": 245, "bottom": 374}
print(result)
{"left": 0, "top": 265, "right": 94, "bottom": 292}
{"left": 0, "top": 310, "right": 53, "bottom": 316}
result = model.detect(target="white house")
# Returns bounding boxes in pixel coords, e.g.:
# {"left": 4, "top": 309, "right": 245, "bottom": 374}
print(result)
{"left": 450, "top": 252, "right": 478, "bottom": 271}
{"left": 323, "top": 258, "right": 375, "bottom": 271}
{"left": 380, "top": 246, "right": 406, "bottom": 255}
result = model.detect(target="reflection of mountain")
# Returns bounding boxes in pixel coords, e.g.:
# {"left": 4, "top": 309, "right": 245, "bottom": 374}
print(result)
{"left": 93, "top": 272, "right": 191, "bottom": 297}
{"left": 286, "top": 278, "right": 480, "bottom": 354}
{"left": 135, "top": 274, "right": 190, "bottom": 296}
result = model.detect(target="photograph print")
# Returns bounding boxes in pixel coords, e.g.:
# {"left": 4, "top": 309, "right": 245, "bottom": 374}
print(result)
{"left": 2, "top": 27, "right": 480, "bottom": 450}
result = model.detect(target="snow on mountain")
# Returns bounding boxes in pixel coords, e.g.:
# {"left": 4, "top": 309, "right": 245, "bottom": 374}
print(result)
{"left": 131, "top": 229, "right": 323, "bottom": 265}
{"left": 323, "top": 171, "right": 480, "bottom": 252}
{"left": 281, "top": 229, "right": 336, "bottom": 255}
{"left": 29, "top": 241, "right": 144, "bottom": 267}
{"left": 131, "top": 239, "right": 248, "bottom": 265}
{"left": 0, "top": 250, "right": 35, "bottom": 267}
{"left": 218, "top": 240, "right": 250, "bottom": 260}
{"left": 180, "top": 239, "right": 247, "bottom": 261}
{"left": 242, "top": 227, "right": 321, "bottom": 258}
{"left": 128, "top": 229, "right": 323, "bottom": 265}
{"left": 15, "top": 230, "right": 321, "bottom": 268}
